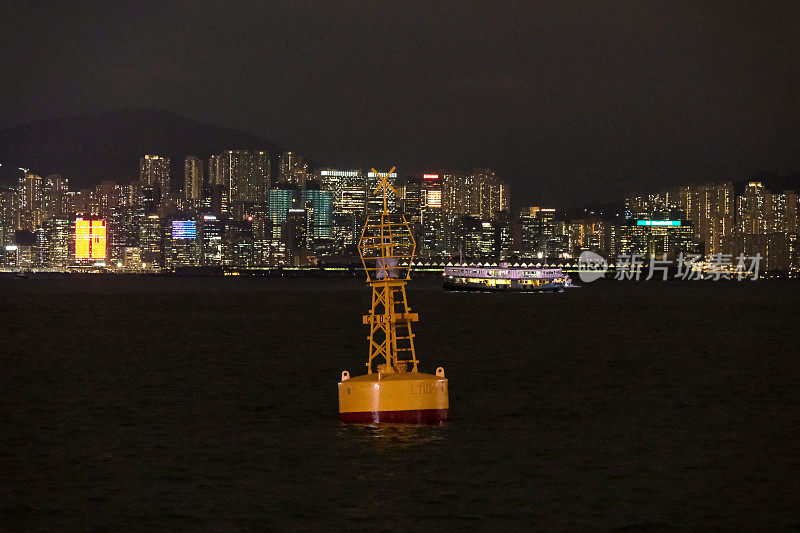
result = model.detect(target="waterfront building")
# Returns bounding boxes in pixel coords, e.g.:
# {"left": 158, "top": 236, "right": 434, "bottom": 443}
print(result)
{"left": 138, "top": 215, "right": 163, "bottom": 271}
{"left": 223, "top": 221, "right": 255, "bottom": 267}
{"left": 617, "top": 219, "right": 697, "bottom": 259}
{"left": 199, "top": 215, "right": 224, "bottom": 266}
{"left": 164, "top": 218, "right": 200, "bottom": 269}
{"left": 419, "top": 173, "right": 445, "bottom": 255}
{"left": 282, "top": 207, "right": 309, "bottom": 264}
{"left": 0, "top": 186, "right": 17, "bottom": 246}
{"left": 519, "top": 207, "right": 557, "bottom": 259}
{"left": 42, "top": 217, "right": 70, "bottom": 268}
{"left": 570, "top": 217, "right": 609, "bottom": 258}
{"left": 71, "top": 217, "right": 107, "bottom": 266}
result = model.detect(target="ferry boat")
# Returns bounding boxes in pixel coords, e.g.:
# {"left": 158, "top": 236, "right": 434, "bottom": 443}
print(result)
{"left": 443, "top": 263, "right": 569, "bottom": 292}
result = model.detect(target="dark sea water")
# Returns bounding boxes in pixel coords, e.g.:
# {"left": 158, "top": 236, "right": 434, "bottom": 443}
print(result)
{"left": 1, "top": 275, "right": 799, "bottom": 530}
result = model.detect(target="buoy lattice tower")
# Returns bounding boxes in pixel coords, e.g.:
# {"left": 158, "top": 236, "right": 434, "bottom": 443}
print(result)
{"left": 338, "top": 167, "right": 449, "bottom": 424}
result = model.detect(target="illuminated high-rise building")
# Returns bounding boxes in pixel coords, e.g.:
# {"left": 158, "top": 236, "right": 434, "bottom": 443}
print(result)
{"left": 184, "top": 156, "right": 204, "bottom": 202}
{"left": 301, "top": 185, "right": 333, "bottom": 248}
{"left": 223, "top": 150, "right": 252, "bottom": 203}
{"left": 0, "top": 186, "right": 17, "bottom": 246}
{"left": 268, "top": 184, "right": 299, "bottom": 239}
{"left": 320, "top": 168, "right": 367, "bottom": 250}
{"left": 399, "top": 175, "right": 422, "bottom": 224}
{"left": 473, "top": 168, "right": 509, "bottom": 219}
{"left": 519, "top": 207, "right": 557, "bottom": 259}
{"left": 17, "top": 172, "right": 42, "bottom": 231}
{"left": 253, "top": 151, "right": 272, "bottom": 204}
{"left": 278, "top": 151, "right": 308, "bottom": 186}
{"left": 165, "top": 219, "right": 200, "bottom": 269}
{"left": 200, "top": 215, "right": 224, "bottom": 266}
{"left": 282, "top": 207, "right": 309, "bottom": 263}
{"left": 139, "top": 215, "right": 164, "bottom": 271}
{"left": 736, "top": 182, "right": 768, "bottom": 236}
{"left": 42, "top": 217, "right": 70, "bottom": 268}
{"left": 223, "top": 221, "right": 255, "bottom": 267}
{"left": 208, "top": 154, "right": 223, "bottom": 186}
{"left": 96, "top": 181, "right": 119, "bottom": 220}
{"left": 419, "top": 173, "right": 446, "bottom": 255}
{"left": 442, "top": 172, "right": 478, "bottom": 217}
{"left": 108, "top": 186, "right": 140, "bottom": 267}
{"left": 617, "top": 219, "right": 698, "bottom": 259}
{"left": 570, "top": 217, "right": 611, "bottom": 258}
{"left": 140, "top": 155, "right": 171, "bottom": 196}
{"left": 678, "top": 182, "right": 734, "bottom": 257}
{"left": 41, "top": 174, "right": 69, "bottom": 221}
{"left": 206, "top": 150, "right": 272, "bottom": 210}
{"left": 71, "top": 218, "right": 107, "bottom": 266}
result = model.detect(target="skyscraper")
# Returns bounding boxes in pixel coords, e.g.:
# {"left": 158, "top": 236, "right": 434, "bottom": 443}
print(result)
{"left": 419, "top": 173, "right": 446, "bottom": 254}
{"left": 519, "top": 207, "right": 557, "bottom": 259}
{"left": 474, "top": 168, "right": 509, "bottom": 219}
{"left": 140, "top": 155, "right": 171, "bottom": 196}
{"left": 200, "top": 215, "right": 224, "bottom": 266}
{"left": 17, "top": 172, "right": 42, "bottom": 231}
{"left": 165, "top": 218, "right": 200, "bottom": 269}
{"left": 301, "top": 186, "right": 333, "bottom": 247}
{"left": 139, "top": 215, "right": 164, "bottom": 271}
{"left": 42, "top": 217, "right": 70, "bottom": 268}
{"left": 278, "top": 151, "right": 309, "bottom": 186}
{"left": 319, "top": 169, "right": 366, "bottom": 249}
{"left": 268, "top": 184, "right": 299, "bottom": 239}
{"left": 207, "top": 150, "right": 272, "bottom": 208}
{"left": 41, "top": 174, "right": 69, "bottom": 221}
{"left": 253, "top": 151, "right": 272, "bottom": 204}
{"left": 184, "top": 156, "right": 204, "bottom": 202}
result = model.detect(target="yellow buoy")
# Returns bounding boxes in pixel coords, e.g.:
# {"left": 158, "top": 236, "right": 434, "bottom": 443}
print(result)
{"left": 338, "top": 167, "right": 449, "bottom": 424}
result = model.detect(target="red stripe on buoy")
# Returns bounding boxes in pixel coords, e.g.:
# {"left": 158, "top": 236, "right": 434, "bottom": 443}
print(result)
{"left": 339, "top": 409, "right": 448, "bottom": 424}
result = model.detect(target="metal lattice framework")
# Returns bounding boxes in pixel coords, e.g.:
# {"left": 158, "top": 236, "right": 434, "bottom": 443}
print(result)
{"left": 358, "top": 167, "right": 419, "bottom": 374}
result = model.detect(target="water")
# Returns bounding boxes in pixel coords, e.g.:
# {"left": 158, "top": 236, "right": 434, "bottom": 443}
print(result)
{"left": 1, "top": 276, "right": 798, "bottom": 529}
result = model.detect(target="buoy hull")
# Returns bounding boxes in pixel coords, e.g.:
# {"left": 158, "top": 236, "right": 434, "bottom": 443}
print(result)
{"left": 338, "top": 372, "right": 449, "bottom": 425}
{"left": 339, "top": 408, "right": 449, "bottom": 424}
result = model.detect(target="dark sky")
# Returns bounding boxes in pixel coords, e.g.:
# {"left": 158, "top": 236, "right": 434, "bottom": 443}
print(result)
{"left": 2, "top": 1, "right": 799, "bottom": 207}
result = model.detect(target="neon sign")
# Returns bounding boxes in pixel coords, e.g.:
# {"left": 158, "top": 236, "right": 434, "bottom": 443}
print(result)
{"left": 172, "top": 220, "right": 197, "bottom": 239}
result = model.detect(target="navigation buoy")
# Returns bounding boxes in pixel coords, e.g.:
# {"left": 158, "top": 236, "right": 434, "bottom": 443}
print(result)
{"left": 338, "top": 167, "right": 449, "bottom": 424}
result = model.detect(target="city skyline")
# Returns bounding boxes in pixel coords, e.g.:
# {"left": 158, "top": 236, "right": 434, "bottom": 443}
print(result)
{"left": 2, "top": 149, "right": 798, "bottom": 274}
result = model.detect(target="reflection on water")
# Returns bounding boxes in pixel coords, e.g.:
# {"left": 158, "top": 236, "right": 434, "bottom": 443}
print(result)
{"left": 337, "top": 423, "right": 448, "bottom": 450}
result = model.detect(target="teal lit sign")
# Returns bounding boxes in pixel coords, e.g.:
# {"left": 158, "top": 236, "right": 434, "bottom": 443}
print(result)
{"left": 636, "top": 220, "right": 681, "bottom": 226}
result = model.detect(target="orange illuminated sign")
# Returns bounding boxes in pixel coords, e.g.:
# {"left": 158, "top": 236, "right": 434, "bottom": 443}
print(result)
{"left": 75, "top": 219, "right": 106, "bottom": 260}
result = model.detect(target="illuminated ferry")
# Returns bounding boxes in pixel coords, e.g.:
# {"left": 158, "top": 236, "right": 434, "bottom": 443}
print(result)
{"left": 443, "top": 263, "right": 569, "bottom": 292}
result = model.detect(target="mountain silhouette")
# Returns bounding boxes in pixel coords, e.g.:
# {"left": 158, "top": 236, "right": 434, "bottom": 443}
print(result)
{"left": 0, "top": 109, "right": 281, "bottom": 190}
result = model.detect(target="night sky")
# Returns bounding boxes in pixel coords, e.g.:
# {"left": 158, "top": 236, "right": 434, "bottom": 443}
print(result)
{"left": 2, "top": 1, "right": 799, "bottom": 207}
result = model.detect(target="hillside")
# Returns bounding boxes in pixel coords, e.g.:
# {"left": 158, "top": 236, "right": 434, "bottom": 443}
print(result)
{"left": 0, "top": 109, "right": 281, "bottom": 190}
